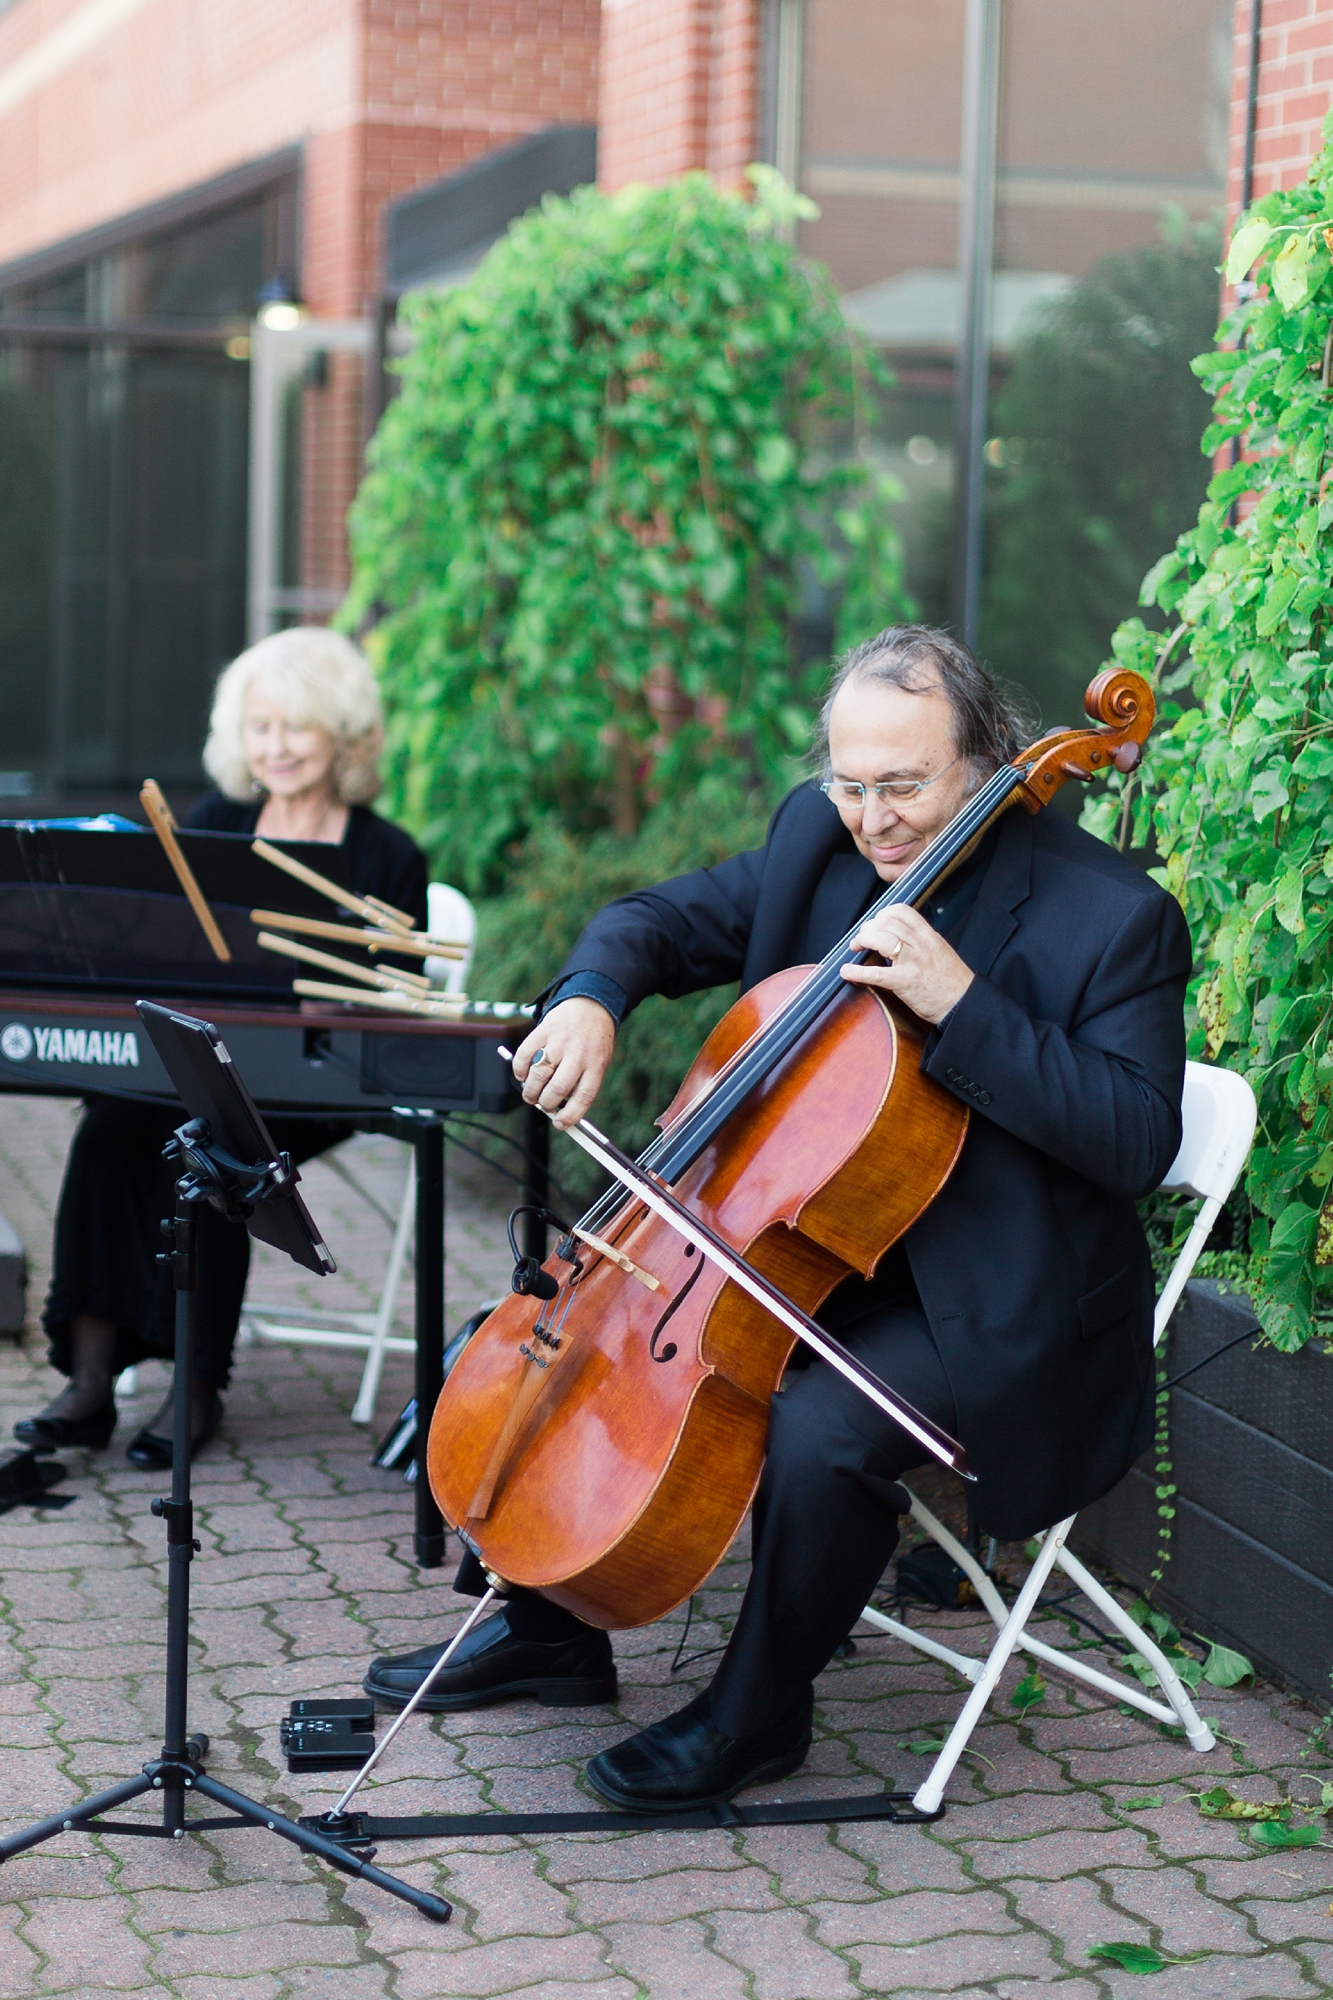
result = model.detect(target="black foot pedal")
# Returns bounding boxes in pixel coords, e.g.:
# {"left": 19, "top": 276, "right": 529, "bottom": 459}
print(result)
{"left": 281, "top": 1698, "right": 375, "bottom": 1773}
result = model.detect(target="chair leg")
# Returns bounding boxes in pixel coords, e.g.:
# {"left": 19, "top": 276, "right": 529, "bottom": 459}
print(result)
{"left": 903, "top": 1491, "right": 1012, "bottom": 1626}
{"left": 350, "top": 1151, "right": 417, "bottom": 1427}
{"left": 1055, "top": 1546, "right": 1215, "bottom": 1750}
{"left": 911, "top": 1519, "right": 1072, "bottom": 1814}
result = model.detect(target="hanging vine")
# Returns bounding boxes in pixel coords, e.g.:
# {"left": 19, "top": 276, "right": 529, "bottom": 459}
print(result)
{"left": 1084, "top": 112, "right": 1333, "bottom": 1350}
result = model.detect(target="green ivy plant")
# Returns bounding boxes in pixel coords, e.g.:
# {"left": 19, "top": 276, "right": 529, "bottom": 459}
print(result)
{"left": 342, "top": 168, "right": 908, "bottom": 895}
{"left": 1082, "top": 112, "right": 1333, "bottom": 1349}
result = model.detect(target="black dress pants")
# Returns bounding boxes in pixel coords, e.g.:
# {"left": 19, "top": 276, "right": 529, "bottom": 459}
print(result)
{"left": 43, "top": 1097, "right": 349, "bottom": 1390}
{"left": 455, "top": 1293, "right": 958, "bottom": 1736}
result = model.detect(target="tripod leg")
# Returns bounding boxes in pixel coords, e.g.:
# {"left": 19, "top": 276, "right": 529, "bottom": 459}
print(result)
{"left": 155, "top": 1186, "right": 203, "bottom": 1833}
{"left": 0, "top": 1773, "right": 158, "bottom": 1861}
{"left": 189, "top": 1773, "right": 451, "bottom": 1923}
{"left": 411, "top": 1119, "right": 446, "bottom": 1568}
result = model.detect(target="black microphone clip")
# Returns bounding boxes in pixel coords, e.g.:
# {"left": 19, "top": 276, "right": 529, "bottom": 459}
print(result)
{"left": 510, "top": 1257, "right": 559, "bottom": 1301}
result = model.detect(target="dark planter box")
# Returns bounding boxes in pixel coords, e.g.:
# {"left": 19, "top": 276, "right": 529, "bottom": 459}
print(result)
{"left": 1072, "top": 1279, "right": 1333, "bottom": 1707}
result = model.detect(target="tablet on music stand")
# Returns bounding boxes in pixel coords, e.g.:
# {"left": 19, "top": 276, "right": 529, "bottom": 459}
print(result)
{"left": 136, "top": 999, "right": 335, "bottom": 1275}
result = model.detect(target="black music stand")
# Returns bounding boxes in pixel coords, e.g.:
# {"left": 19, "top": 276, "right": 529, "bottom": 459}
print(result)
{"left": 0, "top": 1001, "right": 450, "bottom": 1925}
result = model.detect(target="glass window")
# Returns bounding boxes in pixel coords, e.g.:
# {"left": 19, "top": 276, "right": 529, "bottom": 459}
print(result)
{"left": 798, "top": 0, "right": 967, "bottom": 627}
{"left": 0, "top": 343, "right": 249, "bottom": 789}
{"left": 1, "top": 188, "right": 280, "bottom": 323}
{"left": 793, "top": 0, "right": 1233, "bottom": 726}
{"left": 0, "top": 186, "right": 278, "bottom": 789}
{"left": 982, "top": 0, "right": 1232, "bottom": 727}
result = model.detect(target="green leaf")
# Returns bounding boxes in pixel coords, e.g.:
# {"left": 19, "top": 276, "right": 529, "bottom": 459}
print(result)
{"left": 1275, "top": 867, "right": 1306, "bottom": 935}
{"left": 753, "top": 433, "right": 796, "bottom": 484}
{"left": 1089, "top": 1941, "right": 1206, "bottom": 1973}
{"left": 1192, "top": 1785, "right": 1289, "bottom": 1820}
{"left": 1010, "top": 1668, "right": 1046, "bottom": 1713}
{"left": 1202, "top": 1643, "right": 1255, "bottom": 1688}
{"left": 1249, "top": 1819, "right": 1323, "bottom": 1849}
{"left": 1225, "top": 216, "right": 1275, "bottom": 283}
{"left": 1250, "top": 768, "right": 1291, "bottom": 822}
{"left": 1139, "top": 549, "right": 1187, "bottom": 605}
{"left": 899, "top": 1734, "right": 994, "bottom": 1770}
{"left": 1256, "top": 570, "right": 1302, "bottom": 636}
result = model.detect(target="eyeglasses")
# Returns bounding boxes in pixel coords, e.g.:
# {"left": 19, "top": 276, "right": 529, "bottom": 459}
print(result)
{"left": 820, "top": 756, "right": 961, "bottom": 811}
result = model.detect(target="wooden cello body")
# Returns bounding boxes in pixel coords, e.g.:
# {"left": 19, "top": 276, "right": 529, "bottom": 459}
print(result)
{"left": 428, "top": 973, "right": 965, "bottom": 1628}
{"left": 426, "top": 667, "right": 1156, "bottom": 1630}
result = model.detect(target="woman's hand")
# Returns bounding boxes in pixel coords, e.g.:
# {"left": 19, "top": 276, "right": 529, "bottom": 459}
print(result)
{"left": 840, "top": 905, "right": 973, "bottom": 1025}
{"left": 512, "top": 999, "right": 617, "bottom": 1130}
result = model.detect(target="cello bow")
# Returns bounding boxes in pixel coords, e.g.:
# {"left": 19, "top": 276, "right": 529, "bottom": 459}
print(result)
{"left": 496, "top": 1055, "right": 971, "bottom": 1480}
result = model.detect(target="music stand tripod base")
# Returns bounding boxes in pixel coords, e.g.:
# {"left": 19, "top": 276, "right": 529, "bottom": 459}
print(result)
{"left": 0, "top": 1005, "right": 451, "bottom": 1928}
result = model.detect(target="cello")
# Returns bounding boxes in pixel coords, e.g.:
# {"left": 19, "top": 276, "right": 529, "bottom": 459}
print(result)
{"left": 426, "top": 669, "right": 1154, "bottom": 1630}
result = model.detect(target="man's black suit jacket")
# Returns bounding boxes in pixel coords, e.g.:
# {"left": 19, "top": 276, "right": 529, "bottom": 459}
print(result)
{"left": 549, "top": 782, "right": 1192, "bottom": 1538}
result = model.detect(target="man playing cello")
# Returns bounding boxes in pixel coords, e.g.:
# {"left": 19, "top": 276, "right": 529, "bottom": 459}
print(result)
{"left": 366, "top": 624, "right": 1190, "bottom": 1812}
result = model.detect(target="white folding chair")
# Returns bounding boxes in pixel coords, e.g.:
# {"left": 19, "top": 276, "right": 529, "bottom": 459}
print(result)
{"left": 240, "top": 884, "right": 475, "bottom": 1426}
{"left": 856, "top": 1059, "right": 1258, "bottom": 1813}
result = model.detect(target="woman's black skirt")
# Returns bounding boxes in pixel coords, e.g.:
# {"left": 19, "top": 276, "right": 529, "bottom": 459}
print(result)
{"left": 43, "top": 1097, "right": 349, "bottom": 1388}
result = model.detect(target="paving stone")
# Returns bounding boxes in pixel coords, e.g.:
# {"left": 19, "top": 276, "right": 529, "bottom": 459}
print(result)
{"left": 1195, "top": 1852, "right": 1333, "bottom": 1901}
{"left": 942, "top": 1787, "right": 1110, "bottom": 1842}
{"left": 1088, "top": 1953, "right": 1320, "bottom": 1998}
{"left": 1240, "top": 1893, "right": 1333, "bottom": 1944}
{"left": 847, "top": 1927, "right": 1060, "bottom": 1989}
{"left": 172, "top": 1978, "right": 286, "bottom": 2000}
{"left": 147, "top": 1917, "right": 367, "bottom": 1979}
{"left": 813, "top": 1885, "right": 1018, "bottom": 1947}
{"left": 736, "top": 1824, "right": 878, "bottom": 1902}
{"left": 435, "top": 1844, "right": 578, "bottom": 1937}
{"left": 16, "top": 1897, "right": 157, "bottom": 1989}
{"left": 710, "top": 1903, "right": 861, "bottom": 1998}
{"left": 576, "top": 1861, "right": 780, "bottom": 1924}
{"left": 600, "top": 1916, "right": 752, "bottom": 1998}
{"left": 1005, "top": 1871, "right": 1147, "bottom": 1959}
{"left": 963, "top": 1824, "right": 1154, "bottom": 1880}
{"left": 392, "top": 1931, "right": 624, "bottom": 1997}
{"left": 1102, "top": 1862, "right": 1265, "bottom": 1956}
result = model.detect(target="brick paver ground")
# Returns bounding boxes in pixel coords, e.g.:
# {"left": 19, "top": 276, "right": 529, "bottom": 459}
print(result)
{"left": 0, "top": 1096, "right": 1330, "bottom": 2000}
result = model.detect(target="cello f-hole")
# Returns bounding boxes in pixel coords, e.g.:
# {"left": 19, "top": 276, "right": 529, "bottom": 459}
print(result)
{"left": 648, "top": 1254, "right": 705, "bottom": 1362}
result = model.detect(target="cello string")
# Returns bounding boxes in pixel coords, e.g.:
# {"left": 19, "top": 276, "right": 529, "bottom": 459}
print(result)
{"left": 574, "top": 767, "right": 1021, "bottom": 1236}
{"left": 574, "top": 765, "right": 1024, "bottom": 1238}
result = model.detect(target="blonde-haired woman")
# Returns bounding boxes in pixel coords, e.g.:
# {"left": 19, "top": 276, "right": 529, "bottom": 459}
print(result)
{"left": 17, "top": 630, "right": 427, "bottom": 1468}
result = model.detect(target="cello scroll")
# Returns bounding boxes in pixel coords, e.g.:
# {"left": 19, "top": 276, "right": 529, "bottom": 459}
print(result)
{"left": 1013, "top": 668, "right": 1154, "bottom": 813}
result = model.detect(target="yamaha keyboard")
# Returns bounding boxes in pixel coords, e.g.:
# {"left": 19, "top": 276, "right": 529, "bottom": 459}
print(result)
{"left": 0, "top": 990, "right": 520, "bottom": 1117}
{"left": 0, "top": 816, "right": 546, "bottom": 1568}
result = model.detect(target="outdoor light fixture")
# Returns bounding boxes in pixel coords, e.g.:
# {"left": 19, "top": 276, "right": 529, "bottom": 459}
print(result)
{"left": 256, "top": 275, "right": 306, "bottom": 332}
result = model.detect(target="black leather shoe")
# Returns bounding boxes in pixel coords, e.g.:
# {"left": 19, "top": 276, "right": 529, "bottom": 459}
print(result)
{"left": 363, "top": 1606, "right": 617, "bottom": 1712}
{"left": 585, "top": 1688, "right": 813, "bottom": 1811}
{"left": 125, "top": 1389, "right": 223, "bottom": 1470}
{"left": 14, "top": 1400, "right": 117, "bottom": 1455}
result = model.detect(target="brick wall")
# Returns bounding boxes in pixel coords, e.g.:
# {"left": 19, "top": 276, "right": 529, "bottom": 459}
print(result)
{"left": 1227, "top": 0, "right": 1333, "bottom": 227}
{"left": 0, "top": 0, "right": 600, "bottom": 308}
{"left": 597, "top": 0, "right": 760, "bottom": 193}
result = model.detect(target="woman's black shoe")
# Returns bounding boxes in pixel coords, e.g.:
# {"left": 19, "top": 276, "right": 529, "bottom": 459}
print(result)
{"left": 125, "top": 1388, "right": 223, "bottom": 1470}
{"left": 14, "top": 1399, "right": 117, "bottom": 1454}
{"left": 584, "top": 1688, "right": 813, "bottom": 1811}
{"left": 364, "top": 1606, "right": 617, "bottom": 1712}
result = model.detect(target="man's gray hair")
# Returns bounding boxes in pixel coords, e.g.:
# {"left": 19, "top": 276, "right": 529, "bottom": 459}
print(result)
{"left": 818, "top": 625, "right": 1036, "bottom": 783}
